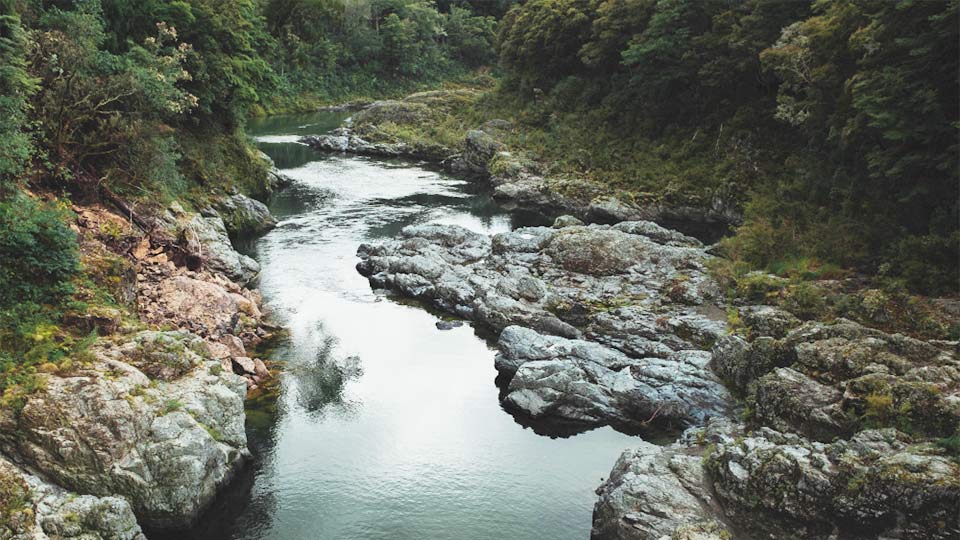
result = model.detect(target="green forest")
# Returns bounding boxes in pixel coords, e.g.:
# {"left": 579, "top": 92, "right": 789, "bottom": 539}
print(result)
{"left": 0, "top": 0, "right": 957, "bottom": 395}
{"left": 494, "top": 0, "right": 958, "bottom": 296}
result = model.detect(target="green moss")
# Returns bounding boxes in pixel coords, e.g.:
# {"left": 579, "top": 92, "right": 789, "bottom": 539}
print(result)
{"left": 700, "top": 443, "right": 718, "bottom": 466}
{"left": 863, "top": 392, "right": 894, "bottom": 424}
{"left": 780, "top": 282, "right": 828, "bottom": 320}
{"left": 935, "top": 434, "right": 960, "bottom": 458}
{"left": 735, "top": 273, "right": 787, "bottom": 303}
{"left": 726, "top": 307, "right": 744, "bottom": 335}
{"left": 199, "top": 422, "right": 223, "bottom": 442}
{"left": 0, "top": 465, "right": 33, "bottom": 534}
{"left": 161, "top": 399, "right": 184, "bottom": 415}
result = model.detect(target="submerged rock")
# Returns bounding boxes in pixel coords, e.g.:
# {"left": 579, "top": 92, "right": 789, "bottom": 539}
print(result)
{"left": 0, "top": 331, "right": 249, "bottom": 531}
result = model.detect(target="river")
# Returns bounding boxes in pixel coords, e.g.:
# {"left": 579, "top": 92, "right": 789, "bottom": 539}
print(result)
{"left": 183, "top": 112, "right": 638, "bottom": 540}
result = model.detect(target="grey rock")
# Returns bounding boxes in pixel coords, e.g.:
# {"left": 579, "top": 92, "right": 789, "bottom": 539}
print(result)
{"left": 710, "top": 335, "right": 792, "bottom": 393}
{"left": 712, "top": 317, "right": 959, "bottom": 440}
{"left": 706, "top": 427, "right": 960, "bottom": 540}
{"left": 358, "top": 221, "right": 732, "bottom": 433}
{"left": 181, "top": 214, "right": 260, "bottom": 286}
{"left": 738, "top": 304, "right": 801, "bottom": 338}
{"left": 592, "top": 418, "right": 737, "bottom": 540}
{"left": 214, "top": 194, "right": 277, "bottom": 237}
{"left": 451, "top": 129, "right": 503, "bottom": 176}
{"left": 1, "top": 456, "right": 146, "bottom": 540}
{"left": 435, "top": 320, "right": 464, "bottom": 330}
{"left": 753, "top": 367, "right": 854, "bottom": 441}
{"left": 0, "top": 331, "right": 249, "bottom": 530}
{"left": 258, "top": 151, "right": 293, "bottom": 196}
{"left": 498, "top": 326, "right": 731, "bottom": 431}
{"left": 552, "top": 215, "right": 584, "bottom": 228}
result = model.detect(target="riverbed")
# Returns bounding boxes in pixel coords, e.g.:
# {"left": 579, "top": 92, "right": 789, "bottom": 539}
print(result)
{"left": 186, "top": 112, "right": 639, "bottom": 540}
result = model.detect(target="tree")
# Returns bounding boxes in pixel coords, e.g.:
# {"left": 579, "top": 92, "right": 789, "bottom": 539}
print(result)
{"left": 0, "top": 0, "right": 36, "bottom": 188}
{"left": 497, "top": 0, "right": 595, "bottom": 93}
{"left": 444, "top": 5, "right": 496, "bottom": 67}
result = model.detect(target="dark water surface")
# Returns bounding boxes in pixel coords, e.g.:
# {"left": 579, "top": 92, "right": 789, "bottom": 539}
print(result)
{"left": 185, "top": 113, "right": 639, "bottom": 540}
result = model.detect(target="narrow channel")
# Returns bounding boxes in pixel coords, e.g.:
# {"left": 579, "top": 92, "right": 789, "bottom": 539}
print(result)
{"left": 188, "top": 112, "right": 639, "bottom": 540}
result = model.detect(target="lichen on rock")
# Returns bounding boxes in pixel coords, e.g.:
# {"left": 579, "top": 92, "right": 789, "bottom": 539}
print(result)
{"left": 0, "top": 331, "right": 249, "bottom": 531}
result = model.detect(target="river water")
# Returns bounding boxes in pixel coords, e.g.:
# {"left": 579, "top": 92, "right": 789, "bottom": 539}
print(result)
{"left": 185, "top": 112, "right": 638, "bottom": 540}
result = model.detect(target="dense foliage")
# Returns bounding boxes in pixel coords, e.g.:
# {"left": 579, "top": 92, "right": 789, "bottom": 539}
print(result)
{"left": 262, "top": 0, "right": 501, "bottom": 108}
{"left": 0, "top": 0, "right": 506, "bottom": 393}
{"left": 0, "top": 0, "right": 955, "bottom": 400}
{"left": 496, "top": 0, "right": 959, "bottom": 293}
{"left": 0, "top": 0, "right": 34, "bottom": 184}
{"left": 3, "top": 1, "right": 506, "bottom": 198}
{"left": 0, "top": 193, "right": 78, "bottom": 309}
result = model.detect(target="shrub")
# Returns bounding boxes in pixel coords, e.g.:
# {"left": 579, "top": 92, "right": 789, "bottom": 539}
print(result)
{"left": 780, "top": 282, "right": 827, "bottom": 320}
{"left": 720, "top": 217, "right": 797, "bottom": 269}
{"left": 0, "top": 193, "right": 79, "bottom": 309}
{"left": 883, "top": 233, "right": 960, "bottom": 296}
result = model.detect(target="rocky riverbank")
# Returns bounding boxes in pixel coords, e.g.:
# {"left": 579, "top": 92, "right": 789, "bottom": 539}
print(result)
{"left": 296, "top": 91, "right": 960, "bottom": 539}
{"left": 299, "top": 89, "right": 959, "bottom": 540}
{"left": 299, "top": 91, "right": 740, "bottom": 238}
{"left": 351, "top": 215, "right": 960, "bottom": 539}
{"left": 0, "top": 161, "right": 287, "bottom": 537}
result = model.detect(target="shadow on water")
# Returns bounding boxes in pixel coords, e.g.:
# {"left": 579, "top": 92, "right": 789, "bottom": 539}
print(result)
{"left": 247, "top": 111, "right": 351, "bottom": 138}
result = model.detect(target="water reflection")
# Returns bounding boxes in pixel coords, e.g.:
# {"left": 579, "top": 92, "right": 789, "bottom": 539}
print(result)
{"left": 288, "top": 324, "right": 363, "bottom": 419}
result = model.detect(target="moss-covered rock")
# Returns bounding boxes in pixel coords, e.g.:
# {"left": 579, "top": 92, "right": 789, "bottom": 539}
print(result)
{"left": 0, "top": 331, "right": 248, "bottom": 530}
{"left": 211, "top": 194, "right": 277, "bottom": 237}
{"left": 0, "top": 456, "right": 146, "bottom": 540}
{"left": 705, "top": 428, "right": 960, "bottom": 540}
{"left": 712, "top": 317, "right": 959, "bottom": 440}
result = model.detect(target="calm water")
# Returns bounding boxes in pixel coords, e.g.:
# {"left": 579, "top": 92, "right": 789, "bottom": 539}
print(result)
{"left": 181, "top": 112, "right": 639, "bottom": 540}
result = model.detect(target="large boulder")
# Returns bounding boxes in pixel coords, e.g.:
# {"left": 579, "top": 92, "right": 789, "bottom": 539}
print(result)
{"left": 737, "top": 304, "right": 801, "bottom": 338}
{"left": 212, "top": 194, "right": 277, "bottom": 237}
{"left": 497, "top": 326, "right": 730, "bottom": 432}
{"left": 448, "top": 129, "right": 503, "bottom": 176}
{"left": 752, "top": 367, "right": 854, "bottom": 441}
{"left": 710, "top": 334, "right": 792, "bottom": 394}
{"left": 711, "top": 317, "right": 960, "bottom": 441}
{"left": 592, "top": 418, "right": 736, "bottom": 540}
{"left": 706, "top": 428, "right": 960, "bottom": 540}
{"left": 0, "top": 331, "right": 249, "bottom": 530}
{"left": 1, "top": 456, "right": 146, "bottom": 540}
{"left": 257, "top": 150, "right": 293, "bottom": 196}
{"left": 180, "top": 214, "right": 260, "bottom": 286}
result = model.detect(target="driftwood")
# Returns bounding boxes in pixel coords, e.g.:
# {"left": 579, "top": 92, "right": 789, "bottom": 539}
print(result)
{"left": 99, "top": 187, "right": 202, "bottom": 270}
